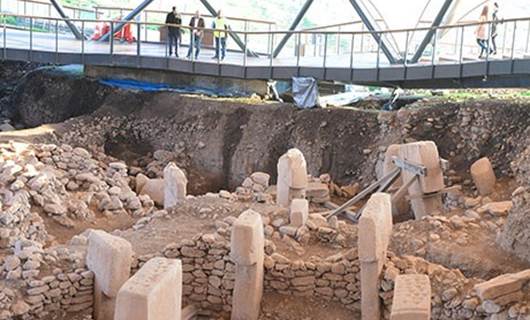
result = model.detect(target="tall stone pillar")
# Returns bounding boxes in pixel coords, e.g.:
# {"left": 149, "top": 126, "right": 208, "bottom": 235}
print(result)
{"left": 86, "top": 230, "right": 133, "bottom": 320}
{"left": 163, "top": 162, "right": 187, "bottom": 209}
{"left": 230, "top": 209, "right": 264, "bottom": 320}
{"left": 470, "top": 157, "right": 496, "bottom": 196}
{"left": 115, "top": 257, "right": 182, "bottom": 320}
{"left": 358, "top": 193, "right": 393, "bottom": 320}
{"left": 390, "top": 275, "right": 431, "bottom": 320}
{"left": 383, "top": 144, "right": 410, "bottom": 217}
{"left": 398, "top": 141, "right": 444, "bottom": 219}
{"left": 276, "top": 148, "right": 308, "bottom": 207}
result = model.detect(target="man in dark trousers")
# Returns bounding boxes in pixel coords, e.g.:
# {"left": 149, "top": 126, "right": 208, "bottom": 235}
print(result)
{"left": 186, "top": 10, "right": 205, "bottom": 60}
{"left": 211, "top": 10, "right": 229, "bottom": 60}
{"left": 165, "top": 6, "right": 182, "bottom": 57}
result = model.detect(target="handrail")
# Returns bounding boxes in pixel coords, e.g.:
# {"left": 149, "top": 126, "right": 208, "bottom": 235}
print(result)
{"left": 2, "top": 0, "right": 275, "bottom": 25}
{"left": 2, "top": 0, "right": 94, "bottom": 14}
{"left": 2, "top": 13, "right": 529, "bottom": 36}
{"left": 300, "top": 20, "right": 381, "bottom": 32}
{"left": 93, "top": 6, "right": 276, "bottom": 25}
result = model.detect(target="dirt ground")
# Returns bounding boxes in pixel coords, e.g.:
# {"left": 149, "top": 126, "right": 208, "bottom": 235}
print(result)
{"left": 259, "top": 293, "right": 359, "bottom": 320}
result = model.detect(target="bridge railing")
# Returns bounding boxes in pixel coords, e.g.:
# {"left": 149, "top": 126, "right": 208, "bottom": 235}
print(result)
{"left": 1, "top": 13, "right": 530, "bottom": 71}
{"left": 1, "top": 0, "right": 276, "bottom": 54}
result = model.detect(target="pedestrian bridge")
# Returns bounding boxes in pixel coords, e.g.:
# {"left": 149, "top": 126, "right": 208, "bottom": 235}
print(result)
{"left": 3, "top": 12, "right": 530, "bottom": 88}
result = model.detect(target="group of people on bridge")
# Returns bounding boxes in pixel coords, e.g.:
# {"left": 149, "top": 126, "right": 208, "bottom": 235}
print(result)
{"left": 165, "top": 7, "right": 229, "bottom": 60}
{"left": 475, "top": 2, "right": 502, "bottom": 59}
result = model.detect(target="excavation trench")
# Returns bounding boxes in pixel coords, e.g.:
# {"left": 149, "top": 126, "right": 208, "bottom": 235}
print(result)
{"left": 3, "top": 63, "right": 530, "bottom": 278}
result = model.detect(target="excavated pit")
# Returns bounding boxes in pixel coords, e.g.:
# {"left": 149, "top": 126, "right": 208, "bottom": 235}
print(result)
{"left": 2, "top": 62, "right": 530, "bottom": 319}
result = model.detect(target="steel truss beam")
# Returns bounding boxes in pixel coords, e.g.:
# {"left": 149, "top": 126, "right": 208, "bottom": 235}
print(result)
{"left": 272, "top": 0, "right": 314, "bottom": 58}
{"left": 49, "top": 0, "right": 85, "bottom": 40}
{"left": 349, "top": 0, "right": 397, "bottom": 64}
{"left": 410, "top": 0, "right": 454, "bottom": 63}
{"left": 99, "top": 0, "right": 154, "bottom": 42}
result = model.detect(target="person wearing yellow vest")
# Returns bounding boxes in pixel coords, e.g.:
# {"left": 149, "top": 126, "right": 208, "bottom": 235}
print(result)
{"left": 212, "top": 10, "right": 229, "bottom": 60}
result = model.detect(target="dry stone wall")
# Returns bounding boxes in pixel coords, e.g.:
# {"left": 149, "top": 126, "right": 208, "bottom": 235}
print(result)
{"left": 135, "top": 229, "right": 364, "bottom": 317}
{"left": 380, "top": 254, "right": 530, "bottom": 320}
{"left": 264, "top": 249, "right": 361, "bottom": 310}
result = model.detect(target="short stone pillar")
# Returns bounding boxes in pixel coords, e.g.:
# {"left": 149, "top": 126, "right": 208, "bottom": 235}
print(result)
{"left": 358, "top": 193, "right": 392, "bottom": 320}
{"left": 290, "top": 198, "right": 309, "bottom": 227}
{"left": 383, "top": 144, "right": 410, "bottom": 217}
{"left": 114, "top": 257, "right": 182, "bottom": 320}
{"left": 163, "top": 162, "right": 187, "bottom": 209}
{"left": 398, "top": 141, "right": 444, "bottom": 219}
{"left": 276, "top": 148, "right": 308, "bottom": 208}
{"left": 470, "top": 157, "right": 496, "bottom": 196}
{"left": 390, "top": 274, "right": 431, "bottom": 320}
{"left": 86, "top": 230, "right": 133, "bottom": 320}
{"left": 230, "top": 209, "right": 264, "bottom": 320}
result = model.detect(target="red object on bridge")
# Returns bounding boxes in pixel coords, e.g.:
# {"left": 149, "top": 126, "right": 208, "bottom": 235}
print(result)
{"left": 91, "top": 20, "right": 136, "bottom": 43}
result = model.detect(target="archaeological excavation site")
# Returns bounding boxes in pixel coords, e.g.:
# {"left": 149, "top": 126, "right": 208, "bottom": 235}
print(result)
{"left": 1, "top": 60, "right": 530, "bottom": 320}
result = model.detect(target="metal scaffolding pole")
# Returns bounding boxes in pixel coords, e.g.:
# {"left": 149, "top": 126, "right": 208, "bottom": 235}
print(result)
{"left": 410, "top": 0, "right": 454, "bottom": 63}
{"left": 99, "top": 0, "right": 155, "bottom": 42}
{"left": 198, "top": 0, "right": 259, "bottom": 57}
{"left": 272, "top": 0, "right": 314, "bottom": 58}
{"left": 348, "top": 0, "right": 397, "bottom": 64}
{"left": 49, "top": 0, "right": 85, "bottom": 40}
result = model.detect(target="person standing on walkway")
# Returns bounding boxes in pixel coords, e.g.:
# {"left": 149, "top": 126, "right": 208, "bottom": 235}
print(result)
{"left": 212, "top": 10, "right": 229, "bottom": 60}
{"left": 491, "top": 2, "right": 502, "bottom": 55}
{"left": 186, "top": 10, "right": 205, "bottom": 59}
{"left": 165, "top": 7, "right": 182, "bottom": 57}
{"left": 475, "top": 5, "right": 491, "bottom": 59}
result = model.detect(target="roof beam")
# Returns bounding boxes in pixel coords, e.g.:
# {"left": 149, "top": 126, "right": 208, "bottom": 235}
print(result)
{"left": 348, "top": 0, "right": 397, "bottom": 64}
{"left": 99, "top": 0, "right": 154, "bottom": 42}
{"left": 410, "top": 0, "right": 455, "bottom": 63}
{"left": 272, "top": 0, "right": 314, "bottom": 58}
{"left": 49, "top": 0, "right": 85, "bottom": 40}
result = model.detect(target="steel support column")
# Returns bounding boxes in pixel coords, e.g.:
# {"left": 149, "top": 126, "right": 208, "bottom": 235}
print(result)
{"left": 272, "top": 0, "right": 314, "bottom": 58}
{"left": 49, "top": 0, "right": 85, "bottom": 40}
{"left": 410, "top": 0, "right": 454, "bottom": 63}
{"left": 349, "top": 0, "right": 397, "bottom": 64}
{"left": 99, "top": 0, "right": 154, "bottom": 42}
{"left": 198, "top": 0, "right": 258, "bottom": 57}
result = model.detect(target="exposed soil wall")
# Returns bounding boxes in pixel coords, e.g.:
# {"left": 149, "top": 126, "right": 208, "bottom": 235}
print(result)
{"left": 3, "top": 65, "right": 530, "bottom": 195}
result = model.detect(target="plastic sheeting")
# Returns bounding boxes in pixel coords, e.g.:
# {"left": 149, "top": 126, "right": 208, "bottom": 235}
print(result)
{"left": 99, "top": 78, "right": 249, "bottom": 97}
{"left": 292, "top": 77, "right": 319, "bottom": 109}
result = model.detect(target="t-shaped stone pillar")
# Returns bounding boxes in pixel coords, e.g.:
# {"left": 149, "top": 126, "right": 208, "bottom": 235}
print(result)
{"left": 390, "top": 274, "right": 431, "bottom": 320}
{"left": 398, "top": 141, "right": 444, "bottom": 219}
{"left": 114, "top": 257, "right": 182, "bottom": 320}
{"left": 230, "top": 209, "right": 264, "bottom": 320}
{"left": 163, "top": 162, "right": 188, "bottom": 209}
{"left": 358, "top": 193, "right": 392, "bottom": 320}
{"left": 276, "top": 148, "right": 308, "bottom": 208}
{"left": 383, "top": 144, "right": 410, "bottom": 218}
{"left": 86, "top": 230, "right": 133, "bottom": 320}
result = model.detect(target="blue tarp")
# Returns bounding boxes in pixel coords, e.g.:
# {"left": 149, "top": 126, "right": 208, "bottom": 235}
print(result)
{"left": 99, "top": 78, "right": 246, "bottom": 97}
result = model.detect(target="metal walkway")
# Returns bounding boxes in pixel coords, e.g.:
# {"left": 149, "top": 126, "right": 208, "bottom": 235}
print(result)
{"left": 3, "top": 13, "right": 530, "bottom": 88}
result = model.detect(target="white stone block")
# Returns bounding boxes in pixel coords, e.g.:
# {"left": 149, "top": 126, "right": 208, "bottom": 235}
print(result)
{"left": 290, "top": 199, "right": 308, "bottom": 227}
{"left": 163, "top": 162, "right": 188, "bottom": 209}
{"left": 230, "top": 209, "right": 264, "bottom": 266}
{"left": 277, "top": 148, "right": 308, "bottom": 189}
{"left": 390, "top": 274, "right": 431, "bottom": 320}
{"left": 231, "top": 210, "right": 265, "bottom": 320}
{"left": 87, "top": 230, "right": 133, "bottom": 297}
{"left": 358, "top": 193, "right": 393, "bottom": 264}
{"left": 114, "top": 257, "right": 182, "bottom": 320}
{"left": 470, "top": 157, "right": 496, "bottom": 196}
{"left": 399, "top": 141, "right": 444, "bottom": 219}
